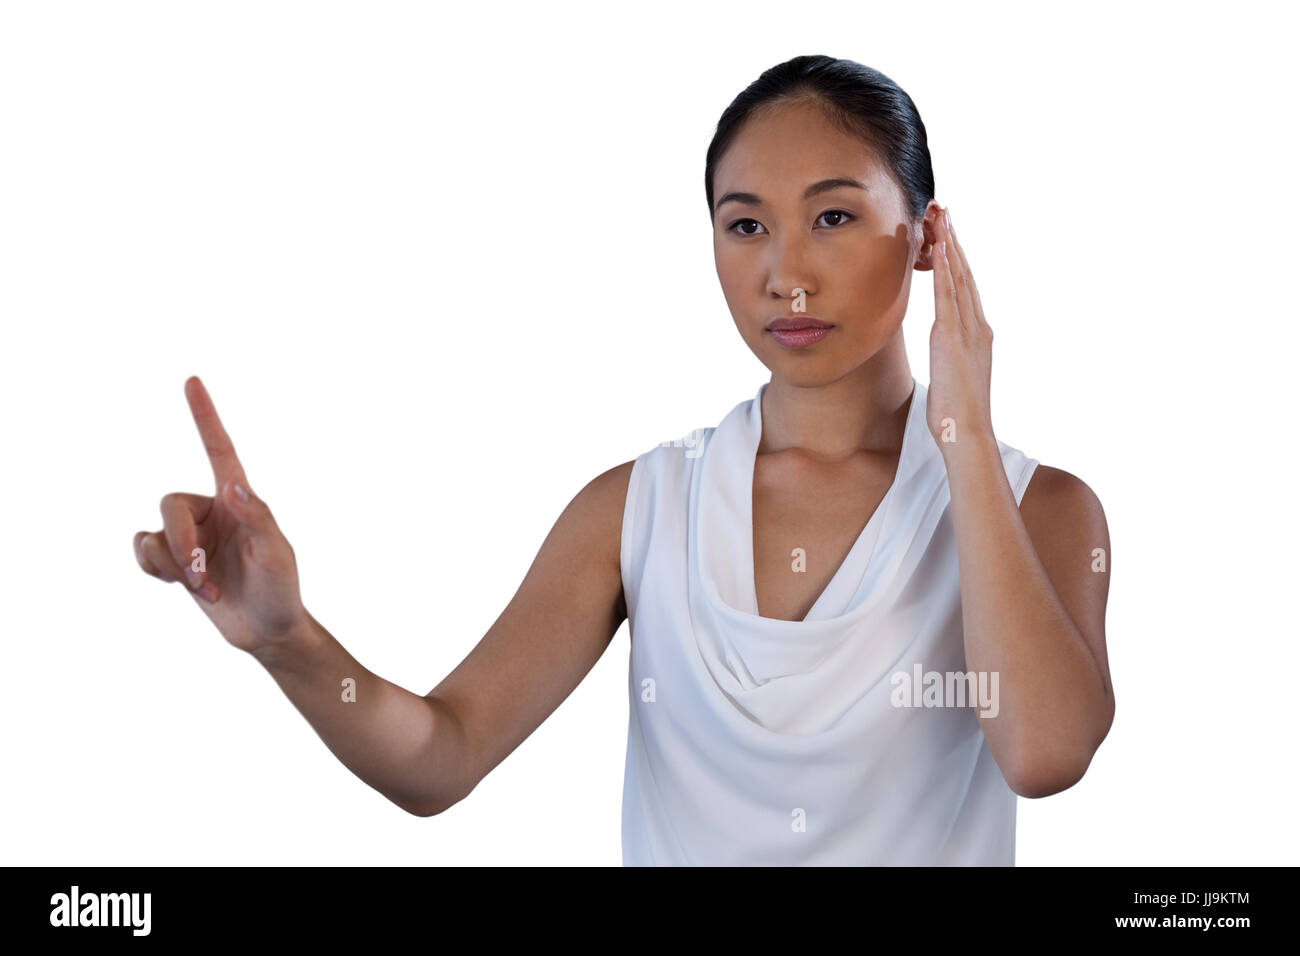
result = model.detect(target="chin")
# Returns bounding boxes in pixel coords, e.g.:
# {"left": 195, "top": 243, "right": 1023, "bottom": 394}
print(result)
{"left": 742, "top": 326, "right": 871, "bottom": 386}
{"left": 760, "top": 352, "right": 849, "bottom": 388}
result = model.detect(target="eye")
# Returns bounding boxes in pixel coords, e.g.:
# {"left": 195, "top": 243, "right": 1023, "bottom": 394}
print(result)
{"left": 727, "top": 218, "right": 765, "bottom": 237}
{"left": 815, "top": 209, "right": 855, "bottom": 228}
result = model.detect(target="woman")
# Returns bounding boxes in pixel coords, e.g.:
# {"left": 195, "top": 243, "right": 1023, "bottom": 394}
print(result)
{"left": 133, "top": 55, "right": 1114, "bottom": 866}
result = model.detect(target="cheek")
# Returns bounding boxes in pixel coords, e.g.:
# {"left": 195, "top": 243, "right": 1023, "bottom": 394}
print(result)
{"left": 713, "top": 236, "right": 741, "bottom": 270}
{"left": 830, "top": 234, "right": 911, "bottom": 311}
{"left": 713, "top": 244, "right": 753, "bottom": 299}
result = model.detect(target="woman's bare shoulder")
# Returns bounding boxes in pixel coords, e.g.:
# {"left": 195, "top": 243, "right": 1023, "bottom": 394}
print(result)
{"left": 588, "top": 458, "right": 637, "bottom": 494}
{"left": 574, "top": 459, "right": 636, "bottom": 522}
{"left": 554, "top": 459, "right": 637, "bottom": 564}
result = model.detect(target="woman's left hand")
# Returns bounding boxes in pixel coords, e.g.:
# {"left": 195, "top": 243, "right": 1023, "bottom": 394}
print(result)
{"left": 926, "top": 207, "right": 996, "bottom": 454}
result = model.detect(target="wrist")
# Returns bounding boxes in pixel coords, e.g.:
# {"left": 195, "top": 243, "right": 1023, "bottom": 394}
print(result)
{"left": 938, "top": 426, "right": 999, "bottom": 469}
{"left": 250, "top": 610, "right": 322, "bottom": 674}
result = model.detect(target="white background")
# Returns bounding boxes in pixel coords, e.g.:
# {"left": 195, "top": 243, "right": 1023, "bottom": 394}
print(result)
{"left": 2, "top": 0, "right": 1296, "bottom": 866}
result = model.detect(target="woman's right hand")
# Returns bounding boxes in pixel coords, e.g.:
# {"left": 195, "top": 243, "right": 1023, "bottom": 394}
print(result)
{"left": 133, "top": 376, "right": 309, "bottom": 657}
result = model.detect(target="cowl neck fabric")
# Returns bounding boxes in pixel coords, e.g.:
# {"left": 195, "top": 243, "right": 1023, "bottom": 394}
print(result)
{"left": 702, "top": 377, "right": 926, "bottom": 623}
{"left": 688, "top": 376, "right": 941, "bottom": 735}
{"left": 619, "top": 376, "right": 1039, "bottom": 864}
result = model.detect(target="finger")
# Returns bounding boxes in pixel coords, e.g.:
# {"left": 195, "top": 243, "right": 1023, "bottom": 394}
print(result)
{"left": 219, "top": 477, "right": 280, "bottom": 536}
{"left": 941, "top": 209, "right": 977, "bottom": 329}
{"left": 964, "top": 258, "right": 988, "bottom": 327}
{"left": 134, "top": 530, "right": 167, "bottom": 580}
{"left": 942, "top": 209, "right": 976, "bottom": 333}
{"left": 136, "top": 529, "right": 185, "bottom": 583}
{"left": 185, "top": 376, "right": 250, "bottom": 494}
{"left": 136, "top": 529, "right": 221, "bottom": 601}
{"left": 933, "top": 230, "right": 963, "bottom": 329}
{"left": 160, "top": 492, "right": 214, "bottom": 589}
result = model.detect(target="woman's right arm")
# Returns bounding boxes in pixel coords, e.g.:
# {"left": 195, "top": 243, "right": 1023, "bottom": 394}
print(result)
{"left": 134, "top": 376, "right": 633, "bottom": 817}
{"left": 258, "top": 459, "right": 633, "bottom": 817}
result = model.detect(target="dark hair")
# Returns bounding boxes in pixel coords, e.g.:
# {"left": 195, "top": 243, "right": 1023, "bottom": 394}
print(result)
{"left": 704, "top": 55, "right": 935, "bottom": 222}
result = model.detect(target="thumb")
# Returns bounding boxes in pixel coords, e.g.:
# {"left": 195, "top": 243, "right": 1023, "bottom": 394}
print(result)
{"left": 222, "top": 478, "right": 274, "bottom": 529}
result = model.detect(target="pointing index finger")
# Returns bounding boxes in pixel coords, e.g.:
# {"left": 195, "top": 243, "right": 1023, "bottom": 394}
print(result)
{"left": 184, "top": 376, "right": 249, "bottom": 492}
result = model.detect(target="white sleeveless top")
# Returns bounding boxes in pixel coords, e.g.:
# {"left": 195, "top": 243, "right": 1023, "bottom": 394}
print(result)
{"left": 618, "top": 377, "right": 1040, "bottom": 866}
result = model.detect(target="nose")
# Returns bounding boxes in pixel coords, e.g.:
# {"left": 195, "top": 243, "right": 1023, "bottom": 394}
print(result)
{"left": 763, "top": 231, "right": 816, "bottom": 301}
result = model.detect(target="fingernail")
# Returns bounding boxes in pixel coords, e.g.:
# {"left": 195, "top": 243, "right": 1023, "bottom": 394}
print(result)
{"left": 945, "top": 207, "right": 953, "bottom": 231}
{"left": 197, "top": 581, "right": 219, "bottom": 602}
{"left": 234, "top": 483, "right": 249, "bottom": 503}
{"left": 184, "top": 567, "right": 203, "bottom": 590}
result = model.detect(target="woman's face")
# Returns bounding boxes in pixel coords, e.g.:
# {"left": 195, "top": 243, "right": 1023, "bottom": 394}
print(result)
{"left": 711, "top": 97, "right": 939, "bottom": 386}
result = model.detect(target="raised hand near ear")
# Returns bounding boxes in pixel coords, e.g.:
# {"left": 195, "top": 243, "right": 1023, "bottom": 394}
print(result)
{"left": 925, "top": 206, "right": 997, "bottom": 455}
{"left": 133, "top": 377, "right": 309, "bottom": 656}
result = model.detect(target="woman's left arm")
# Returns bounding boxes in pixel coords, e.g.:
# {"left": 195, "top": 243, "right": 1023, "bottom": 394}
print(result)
{"left": 927, "top": 207, "right": 1114, "bottom": 799}
{"left": 945, "top": 440, "right": 1113, "bottom": 798}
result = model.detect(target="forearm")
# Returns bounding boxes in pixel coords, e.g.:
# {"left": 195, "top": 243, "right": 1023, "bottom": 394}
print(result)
{"left": 943, "top": 434, "right": 1111, "bottom": 788}
{"left": 250, "top": 612, "right": 470, "bottom": 816}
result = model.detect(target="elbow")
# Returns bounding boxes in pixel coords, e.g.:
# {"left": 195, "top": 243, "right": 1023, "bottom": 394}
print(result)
{"left": 400, "top": 779, "right": 476, "bottom": 818}
{"left": 1007, "top": 760, "right": 1086, "bottom": 799}
{"left": 1006, "top": 697, "right": 1114, "bottom": 799}
{"left": 405, "top": 799, "right": 441, "bottom": 818}
{"left": 402, "top": 795, "right": 454, "bottom": 818}
{"left": 1005, "top": 746, "right": 1091, "bottom": 798}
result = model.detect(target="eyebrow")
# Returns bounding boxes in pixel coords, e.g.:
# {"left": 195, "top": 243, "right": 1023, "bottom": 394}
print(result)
{"left": 713, "top": 177, "right": 869, "bottom": 216}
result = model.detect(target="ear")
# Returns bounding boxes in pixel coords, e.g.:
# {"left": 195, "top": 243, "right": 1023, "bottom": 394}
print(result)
{"left": 914, "top": 201, "right": 946, "bottom": 272}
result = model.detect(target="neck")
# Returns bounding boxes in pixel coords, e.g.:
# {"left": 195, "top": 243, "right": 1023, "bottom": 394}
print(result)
{"left": 758, "top": 338, "right": 915, "bottom": 461}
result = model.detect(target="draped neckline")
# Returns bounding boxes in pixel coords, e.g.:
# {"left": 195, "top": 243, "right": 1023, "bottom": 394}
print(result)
{"left": 746, "top": 377, "right": 923, "bottom": 622}
{"left": 692, "top": 376, "right": 929, "bottom": 631}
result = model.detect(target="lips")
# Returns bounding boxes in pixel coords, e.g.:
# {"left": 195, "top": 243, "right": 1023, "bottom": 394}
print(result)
{"left": 766, "top": 317, "right": 834, "bottom": 349}
{"left": 766, "top": 316, "right": 833, "bottom": 331}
